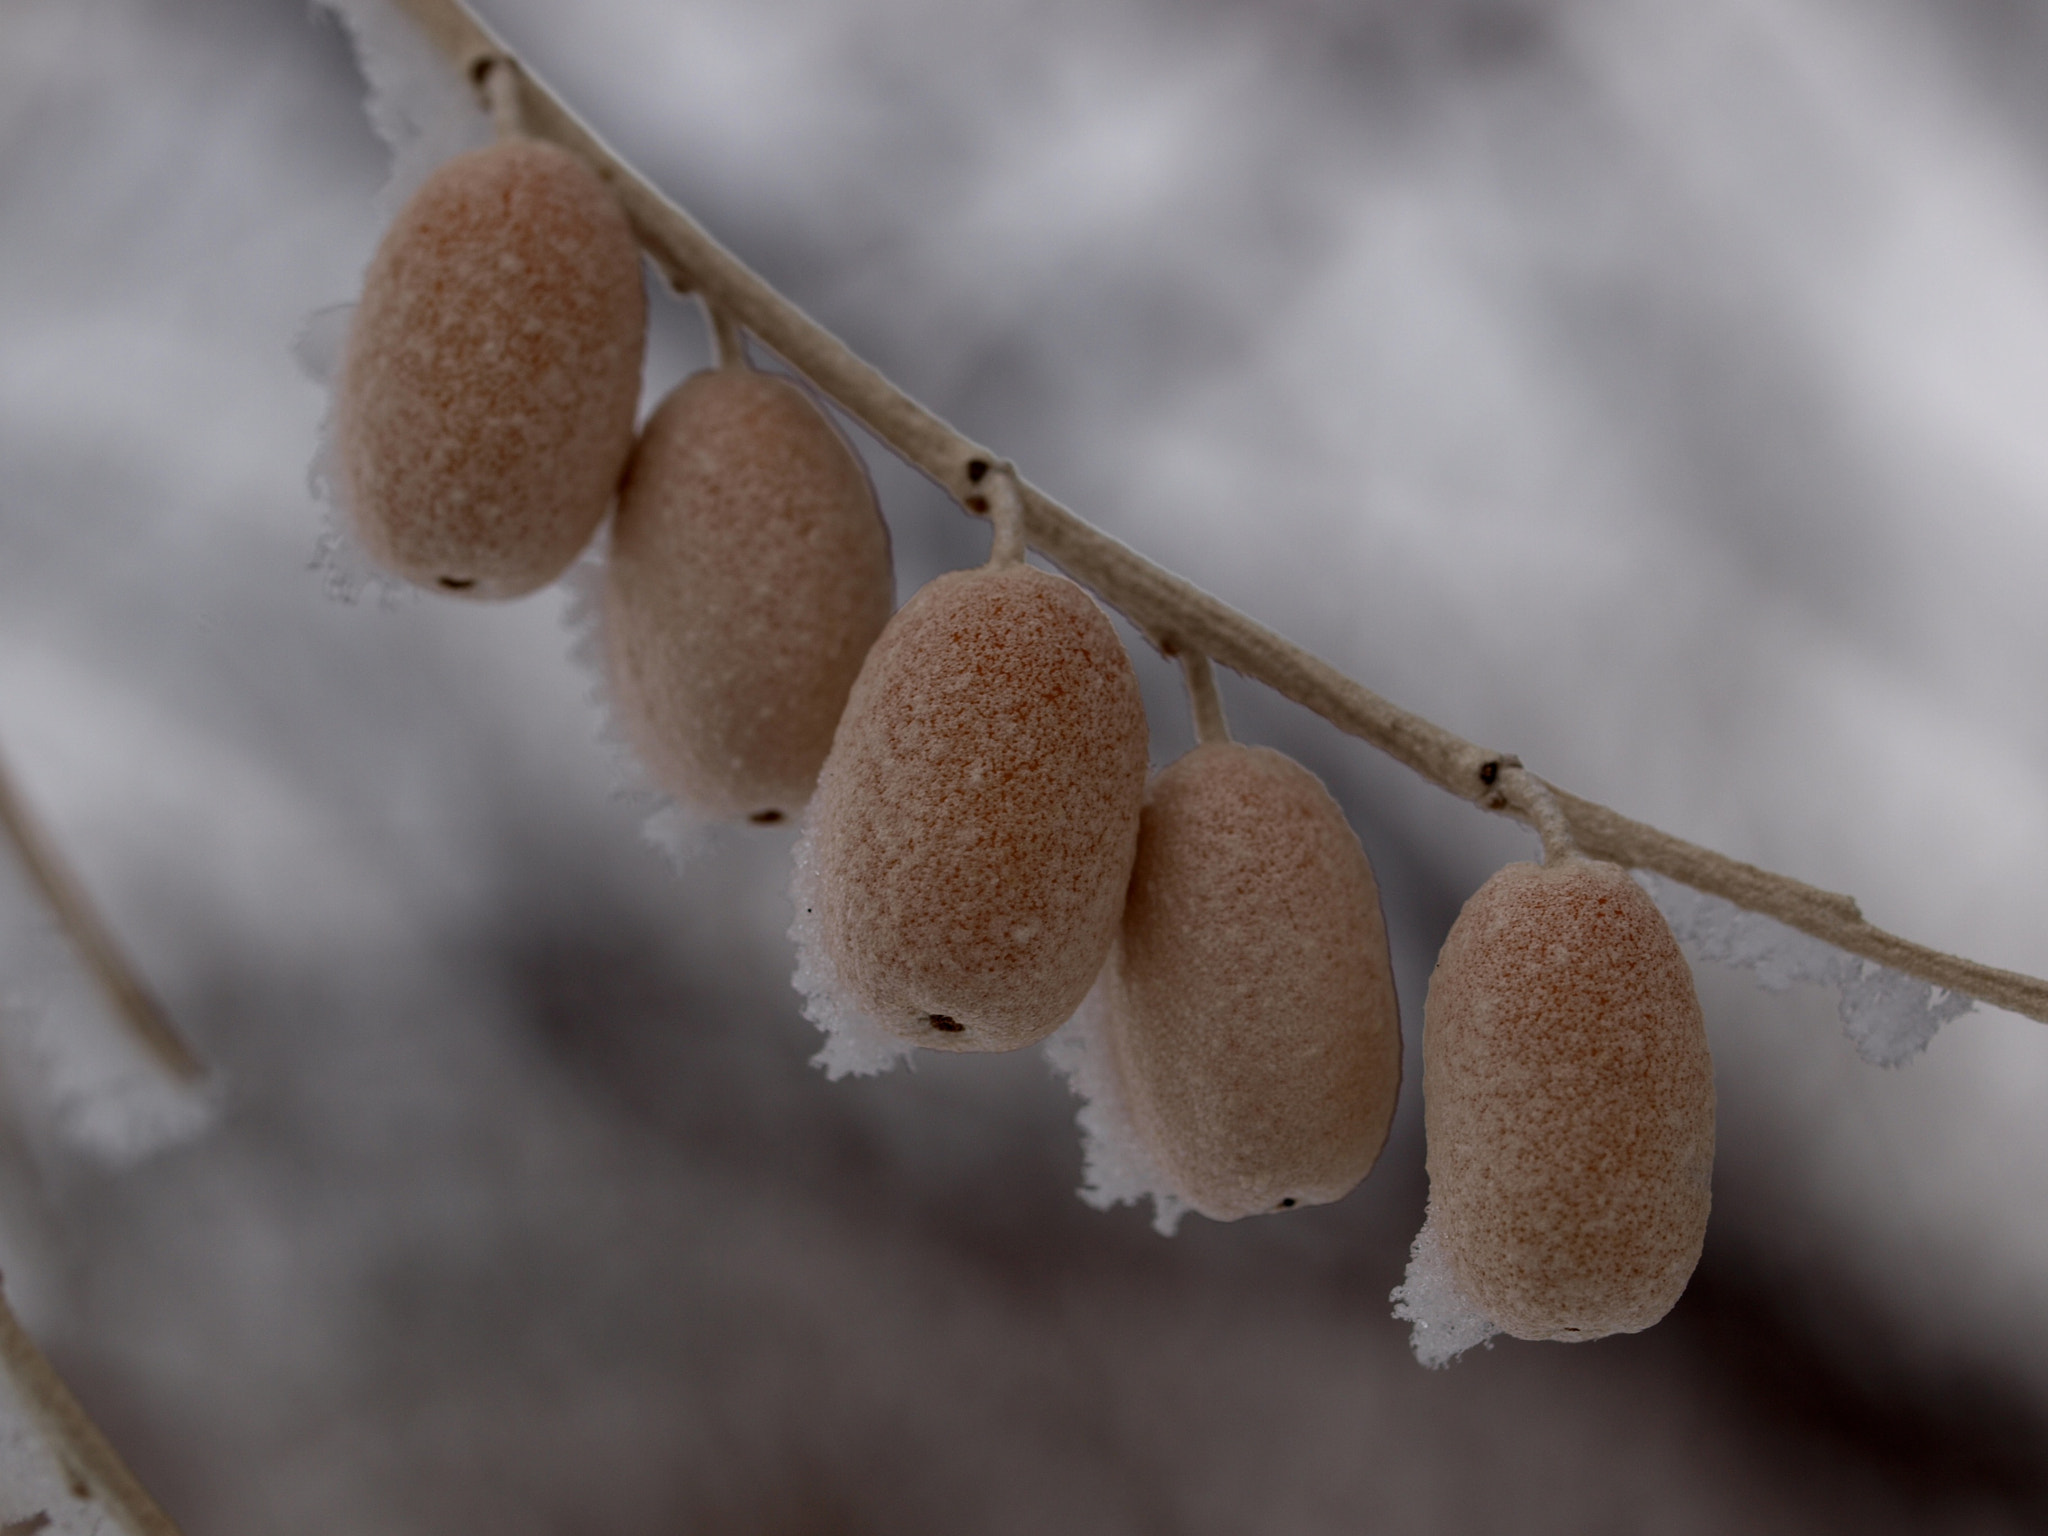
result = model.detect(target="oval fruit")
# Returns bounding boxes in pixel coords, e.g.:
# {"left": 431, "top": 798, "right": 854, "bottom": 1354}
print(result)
{"left": 804, "top": 563, "right": 1149, "bottom": 1052}
{"left": 335, "top": 140, "right": 646, "bottom": 599}
{"left": 604, "top": 369, "right": 893, "bottom": 822}
{"left": 1423, "top": 858, "right": 1714, "bottom": 1340}
{"left": 1106, "top": 742, "right": 1402, "bottom": 1220}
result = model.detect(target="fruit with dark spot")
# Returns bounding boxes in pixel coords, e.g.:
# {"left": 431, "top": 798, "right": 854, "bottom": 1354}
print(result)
{"left": 803, "top": 564, "right": 1148, "bottom": 1052}
{"left": 1106, "top": 742, "right": 1402, "bottom": 1221}
{"left": 605, "top": 370, "right": 893, "bottom": 820}
{"left": 1423, "top": 858, "right": 1714, "bottom": 1340}
{"left": 336, "top": 140, "right": 646, "bottom": 599}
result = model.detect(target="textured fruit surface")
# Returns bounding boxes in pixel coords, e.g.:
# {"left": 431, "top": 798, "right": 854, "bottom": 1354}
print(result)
{"left": 336, "top": 140, "right": 646, "bottom": 599}
{"left": 1424, "top": 858, "right": 1714, "bottom": 1341}
{"left": 1108, "top": 742, "right": 1402, "bottom": 1220}
{"left": 604, "top": 370, "right": 893, "bottom": 822}
{"left": 807, "top": 564, "right": 1148, "bottom": 1052}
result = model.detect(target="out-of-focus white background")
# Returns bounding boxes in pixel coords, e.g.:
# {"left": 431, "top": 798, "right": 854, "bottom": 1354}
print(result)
{"left": 5, "top": 0, "right": 2048, "bottom": 1528}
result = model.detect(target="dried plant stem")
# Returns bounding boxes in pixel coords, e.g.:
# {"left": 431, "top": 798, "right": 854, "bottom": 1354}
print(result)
{"left": 704, "top": 298, "right": 750, "bottom": 372}
{"left": 1498, "top": 761, "right": 1577, "bottom": 866}
{"left": 0, "top": 1277, "right": 184, "bottom": 1536}
{"left": 385, "top": 0, "right": 2048, "bottom": 1026}
{"left": 0, "top": 751, "right": 203, "bottom": 1083}
{"left": 983, "top": 467, "right": 1028, "bottom": 569}
{"left": 1178, "top": 651, "right": 1231, "bottom": 747}
{"left": 479, "top": 53, "right": 524, "bottom": 139}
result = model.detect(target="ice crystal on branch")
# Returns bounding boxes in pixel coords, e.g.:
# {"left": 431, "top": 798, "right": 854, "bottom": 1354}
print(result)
{"left": 1634, "top": 871, "right": 1975, "bottom": 1067}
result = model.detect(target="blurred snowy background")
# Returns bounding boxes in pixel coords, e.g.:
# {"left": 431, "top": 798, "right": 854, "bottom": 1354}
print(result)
{"left": 6, "top": 0, "right": 2048, "bottom": 1528}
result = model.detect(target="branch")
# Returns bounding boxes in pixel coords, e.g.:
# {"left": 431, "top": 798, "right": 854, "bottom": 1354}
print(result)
{"left": 381, "top": 0, "right": 2048, "bottom": 1028}
{"left": 0, "top": 1276, "right": 185, "bottom": 1536}
{"left": 0, "top": 750, "right": 203, "bottom": 1084}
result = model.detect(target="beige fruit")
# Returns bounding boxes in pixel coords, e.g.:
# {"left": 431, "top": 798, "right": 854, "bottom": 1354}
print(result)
{"left": 806, "top": 563, "right": 1149, "bottom": 1052}
{"left": 603, "top": 369, "right": 893, "bottom": 822}
{"left": 1106, "top": 742, "right": 1402, "bottom": 1220}
{"left": 335, "top": 140, "right": 646, "bottom": 599}
{"left": 1423, "top": 858, "right": 1714, "bottom": 1341}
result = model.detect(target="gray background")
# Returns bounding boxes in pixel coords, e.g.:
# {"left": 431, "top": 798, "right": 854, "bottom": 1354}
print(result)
{"left": 6, "top": 0, "right": 2048, "bottom": 1528}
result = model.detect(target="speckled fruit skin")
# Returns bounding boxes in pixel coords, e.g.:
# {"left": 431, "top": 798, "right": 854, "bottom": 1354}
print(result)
{"left": 808, "top": 564, "right": 1149, "bottom": 1052}
{"left": 1424, "top": 858, "right": 1714, "bottom": 1341}
{"left": 604, "top": 370, "right": 893, "bottom": 822}
{"left": 336, "top": 140, "right": 646, "bottom": 600}
{"left": 1107, "top": 742, "right": 1402, "bottom": 1221}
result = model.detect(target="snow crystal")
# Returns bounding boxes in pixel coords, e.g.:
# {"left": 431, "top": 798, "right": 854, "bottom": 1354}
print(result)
{"left": 292, "top": 297, "right": 401, "bottom": 607}
{"left": 315, "top": 0, "right": 493, "bottom": 220}
{"left": 787, "top": 819, "right": 916, "bottom": 1078}
{"left": 1043, "top": 979, "right": 1189, "bottom": 1237}
{"left": 1390, "top": 1209, "right": 1499, "bottom": 1368}
{"left": 1634, "top": 870, "right": 1975, "bottom": 1067}
{"left": 557, "top": 554, "right": 712, "bottom": 870}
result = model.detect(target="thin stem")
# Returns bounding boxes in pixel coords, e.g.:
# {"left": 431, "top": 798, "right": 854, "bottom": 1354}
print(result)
{"left": 704, "top": 297, "right": 750, "bottom": 371}
{"left": 982, "top": 466, "right": 1027, "bottom": 569}
{"left": 477, "top": 52, "right": 525, "bottom": 140}
{"left": 1179, "top": 651, "right": 1231, "bottom": 746}
{"left": 1497, "top": 761, "right": 1577, "bottom": 865}
{"left": 0, "top": 750, "right": 203, "bottom": 1083}
{"left": 0, "top": 1276, "right": 185, "bottom": 1536}
{"left": 383, "top": 0, "right": 2048, "bottom": 1028}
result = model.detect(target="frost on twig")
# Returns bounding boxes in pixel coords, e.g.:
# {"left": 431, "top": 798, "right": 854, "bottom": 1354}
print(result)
{"left": 0, "top": 785, "right": 212, "bottom": 1166}
{"left": 1043, "top": 979, "right": 1189, "bottom": 1237}
{"left": 1390, "top": 1209, "right": 1499, "bottom": 1368}
{"left": 1634, "top": 870, "right": 1975, "bottom": 1067}
{"left": 0, "top": 1279, "right": 183, "bottom": 1536}
{"left": 0, "top": 973, "right": 213, "bottom": 1169}
{"left": 0, "top": 1344, "right": 96, "bottom": 1536}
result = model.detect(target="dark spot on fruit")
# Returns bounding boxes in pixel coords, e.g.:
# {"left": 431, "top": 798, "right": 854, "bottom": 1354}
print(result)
{"left": 928, "top": 1014, "right": 963, "bottom": 1033}
{"left": 1279, "top": 1198, "right": 1297, "bottom": 1209}
{"left": 750, "top": 809, "right": 784, "bottom": 824}
{"left": 438, "top": 575, "right": 476, "bottom": 591}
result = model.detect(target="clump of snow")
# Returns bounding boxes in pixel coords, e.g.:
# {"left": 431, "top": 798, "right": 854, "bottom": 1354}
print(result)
{"left": 291, "top": 301, "right": 354, "bottom": 387}
{"left": 1634, "top": 870, "right": 1975, "bottom": 1067}
{"left": 787, "top": 819, "right": 916, "bottom": 1078}
{"left": 0, "top": 841, "right": 216, "bottom": 1166}
{"left": 0, "top": 982, "right": 216, "bottom": 1166}
{"left": 557, "top": 555, "right": 712, "bottom": 870}
{"left": 301, "top": 0, "right": 492, "bottom": 606}
{"left": 316, "top": 0, "right": 493, "bottom": 219}
{"left": 1390, "top": 1209, "right": 1499, "bottom": 1368}
{"left": 1043, "top": 979, "right": 1189, "bottom": 1237}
